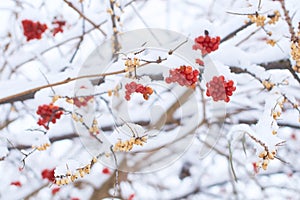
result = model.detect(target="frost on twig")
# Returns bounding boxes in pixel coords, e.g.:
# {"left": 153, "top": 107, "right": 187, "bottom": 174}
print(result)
{"left": 112, "top": 123, "right": 148, "bottom": 152}
{"left": 228, "top": 93, "right": 285, "bottom": 171}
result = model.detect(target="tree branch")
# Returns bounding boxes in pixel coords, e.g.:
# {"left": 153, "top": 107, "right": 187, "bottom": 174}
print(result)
{"left": 63, "top": 0, "right": 107, "bottom": 36}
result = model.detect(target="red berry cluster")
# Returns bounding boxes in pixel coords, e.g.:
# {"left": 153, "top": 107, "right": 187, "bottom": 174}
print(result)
{"left": 41, "top": 168, "right": 55, "bottom": 182}
{"left": 52, "top": 20, "right": 66, "bottom": 36}
{"left": 21, "top": 20, "right": 48, "bottom": 41}
{"left": 125, "top": 82, "right": 154, "bottom": 101}
{"left": 206, "top": 75, "right": 236, "bottom": 102}
{"left": 165, "top": 65, "right": 200, "bottom": 88}
{"left": 36, "top": 103, "right": 63, "bottom": 129}
{"left": 193, "top": 31, "right": 221, "bottom": 55}
{"left": 73, "top": 96, "right": 93, "bottom": 108}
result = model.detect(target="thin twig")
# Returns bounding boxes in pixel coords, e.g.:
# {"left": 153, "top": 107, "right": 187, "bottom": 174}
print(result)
{"left": 278, "top": 0, "right": 296, "bottom": 41}
{"left": 221, "top": 21, "right": 253, "bottom": 43}
{"left": 63, "top": 0, "right": 107, "bottom": 36}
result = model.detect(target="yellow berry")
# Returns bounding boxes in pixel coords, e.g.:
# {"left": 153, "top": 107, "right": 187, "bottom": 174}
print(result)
{"left": 66, "top": 98, "right": 74, "bottom": 104}
{"left": 262, "top": 160, "right": 269, "bottom": 170}
{"left": 268, "top": 152, "right": 275, "bottom": 160}
{"left": 92, "top": 157, "right": 97, "bottom": 163}
{"left": 52, "top": 95, "right": 60, "bottom": 103}
{"left": 259, "top": 151, "right": 267, "bottom": 158}
{"left": 56, "top": 179, "right": 61, "bottom": 185}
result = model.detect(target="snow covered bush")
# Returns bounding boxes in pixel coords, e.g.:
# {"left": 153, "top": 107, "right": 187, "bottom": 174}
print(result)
{"left": 0, "top": 0, "right": 300, "bottom": 199}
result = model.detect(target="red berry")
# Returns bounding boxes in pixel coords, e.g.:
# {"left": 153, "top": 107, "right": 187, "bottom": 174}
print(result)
{"left": 128, "top": 194, "right": 135, "bottom": 200}
{"left": 124, "top": 82, "right": 153, "bottom": 101}
{"left": 51, "top": 187, "right": 60, "bottom": 195}
{"left": 22, "top": 20, "right": 47, "bottom": 41}
{"left": 165, "top": 66, "right": 200, "bottom": 89}
{"left": 193, "top": 33, "right": 221, "bottom": 55}
{"left": 10, "top": 181, "right": 22, "bottom": 187}
{"left": 206, "top": 76, "right": 236, "bottom": 102}
{"left": 291, "top": 133, "right": 296, "bottom": 140}
{"left": 252, "top": 162, "right": 259, "bottom": 174}
{"left": 41, "top": 168, "right": 55, "bottom": 182}
{"left": 102, "top": 167, "right": 110, "bottom": 174}
{"left": 36, "top": 103, "right": 63, "bottom": 129}
{"left": 52, "top": 20, "right": 66, "bottom": 36}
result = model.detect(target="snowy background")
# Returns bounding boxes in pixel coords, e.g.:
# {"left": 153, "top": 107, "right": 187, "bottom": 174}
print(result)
{"left": 0, "top": 0, "right": 300, "bottom": 199}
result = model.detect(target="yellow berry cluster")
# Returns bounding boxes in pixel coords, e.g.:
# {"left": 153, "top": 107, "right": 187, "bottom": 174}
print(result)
{"left": 33, "top": 143, "right": 50, "bottom": 151}
{"left": 107, "top": 84, "right": 120, "bottom": 97}
{"left": 248, "top": 14, "right": 266, "bottom": 27}
{"left": 257, "top": 149, "right": 277, "bottom": 170}
{"left": 272, "top": 111, "right": 281, "bottom": 120}
{"left": 268, "top": 10, "right": 281, "bottom": 25}
{"left": 71, "top": 113, "right": 84, "bottom": 123}
{"left": 106, "top": 0, "right": 123, "bottom": 33}
{"left": 262, "top": 80, "right": 275, "bottom": 90}
{"left": 113, "top": 136, "right": 147, "bottom": 152}
{"left": 125, "top": 58, "right": 140, "bottom": 72}
{"left": 89, "top": 119, "right": 100, "bottom": 135}
{"left": 291, "top": 39, "right": 300, "bottom": 72}
{"left": 55, "top": 157, "right": 97, "bottom": 186}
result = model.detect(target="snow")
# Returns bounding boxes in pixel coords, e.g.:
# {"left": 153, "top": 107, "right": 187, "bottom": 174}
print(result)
{"left": 1, "top": 0, "right": 300, "bottom": 199}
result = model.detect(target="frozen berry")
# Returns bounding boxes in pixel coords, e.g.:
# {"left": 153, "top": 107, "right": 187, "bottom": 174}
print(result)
{"left": 206, "top": 75, "right": 236, "bottom": 102}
